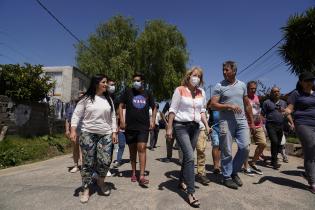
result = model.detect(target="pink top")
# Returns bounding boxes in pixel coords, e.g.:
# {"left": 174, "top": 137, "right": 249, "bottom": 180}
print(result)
{"left": 249, "top": 94, "right": 263, "bottom": 128}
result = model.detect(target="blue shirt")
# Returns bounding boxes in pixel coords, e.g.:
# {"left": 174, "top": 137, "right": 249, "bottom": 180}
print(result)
{"left": 213, "top": 79, "right": 247, "bottom": 120}
{"left": 288, "top": 90, "right": 315, "bottom": 126}
{"left": 262, "top": 99, "right": 287, "bottom": 125}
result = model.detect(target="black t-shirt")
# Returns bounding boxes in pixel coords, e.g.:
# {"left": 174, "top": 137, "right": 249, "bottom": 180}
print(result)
{"left": 120, "top": 88, "right": 155, "bottom": 131}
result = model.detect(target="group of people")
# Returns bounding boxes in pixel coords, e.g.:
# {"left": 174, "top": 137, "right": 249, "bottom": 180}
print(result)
{"left": 64, "top": 61, "right": 315, "bottom": 207}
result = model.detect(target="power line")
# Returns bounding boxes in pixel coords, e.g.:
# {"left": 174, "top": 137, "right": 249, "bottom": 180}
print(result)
{"left": 250, "top": 61, "right": 285, "bottom": 81}
{"left": 35, "top": 0, "right": 102, "bottom": 67}
{"left": 35, "top": 0, "right": 81, "bottom": 43}
{"left": 238, "top": 38, "right": 284, "bottom": 76}
{"left": 0, "top": 42, "right": 35, "bottom": 63}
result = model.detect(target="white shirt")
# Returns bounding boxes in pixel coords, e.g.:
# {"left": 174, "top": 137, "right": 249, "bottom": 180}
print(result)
{"left": 71, "top": 95, "right": 117, "bottom": 135}
{"left": 169, "top": 86, "right": 206, "bottom": 123}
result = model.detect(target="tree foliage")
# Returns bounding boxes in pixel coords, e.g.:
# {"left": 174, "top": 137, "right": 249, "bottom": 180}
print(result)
{"left": 279, "top": 7, "right": 315, "bottom": 75}
{"left": 75, "top": 16, "right": 189, "bottom": 101}
{"left": 75, "top": 15, "right": 138, "bottom": 93}
{"left": 136, "top": 20, "right": 188, "bottom": 100}
{"left": 0, "top": 63, "right": 54, "bottom": 102}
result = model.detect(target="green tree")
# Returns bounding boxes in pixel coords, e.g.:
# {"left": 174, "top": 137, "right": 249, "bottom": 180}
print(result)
{"left": 279, "top": 7, "right": 315, "bottom": 75}
{"left": 136, "top": 20, "right": 188, "bottom": 101}
{"left": 0, "top": 63, "right": 54, "bottom": 101}
{"left": 75, "top": 15, "right": 138, "bottom": 92}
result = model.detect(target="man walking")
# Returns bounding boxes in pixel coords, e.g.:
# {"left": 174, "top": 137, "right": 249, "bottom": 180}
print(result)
{"left": 262, "top": 87, "right": 294, "bottom": 169}
{"left": 210, "top": 61, "right": 255, "bottom": 189}
{"left": 119, "top": 73, "right": 157, "bottom": 187}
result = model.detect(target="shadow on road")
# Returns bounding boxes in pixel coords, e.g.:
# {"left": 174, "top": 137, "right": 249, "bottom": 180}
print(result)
{"left": 281, "top": 170, "right": 304, "bottom": 177}
{"left": 254, "top": 176, "right": 309, "bottom": 191}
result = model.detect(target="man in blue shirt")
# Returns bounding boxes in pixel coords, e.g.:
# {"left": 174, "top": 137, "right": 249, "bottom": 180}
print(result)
{"left": 211, "top": 61, "right": 255, "bottom": 190}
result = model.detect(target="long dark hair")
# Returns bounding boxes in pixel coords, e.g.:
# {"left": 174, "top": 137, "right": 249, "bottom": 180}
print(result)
{"left": 82, "top": 74, "right": 113, "bottom": 112}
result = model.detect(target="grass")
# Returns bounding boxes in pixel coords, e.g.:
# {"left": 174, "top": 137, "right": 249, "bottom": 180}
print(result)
{"left": 0, "top": 134, "right": 72, "bottom": 169}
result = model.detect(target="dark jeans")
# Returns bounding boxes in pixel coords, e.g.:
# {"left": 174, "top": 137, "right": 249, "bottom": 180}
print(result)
{"left": 173, "top": 121, "right": 200, "bottom": 194}
{"left": 296, "top": 124, "right": 315, "bottom": 185}
{"left": 149, "top": 126, "right": 160, "bottom": 148}
{"left": 116, "top": 131, "right": 126, "bottom": 163}
{"left": 266, "top": 123, "right": 283, "bottom": 163}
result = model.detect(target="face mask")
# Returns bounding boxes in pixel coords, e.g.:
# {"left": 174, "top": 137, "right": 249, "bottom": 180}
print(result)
{"left": 107, "top": 85, "right": 115, "bottom": 94}
{"left": 133, "top": 81, "right": 142, "bottom": 90}
{"left": 190, "top": 76, "right": 200, "bottom": 87}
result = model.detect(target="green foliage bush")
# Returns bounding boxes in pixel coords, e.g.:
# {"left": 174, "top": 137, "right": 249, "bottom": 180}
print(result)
{"left": 0, "top": 134, "right": 71, "bottom": 169}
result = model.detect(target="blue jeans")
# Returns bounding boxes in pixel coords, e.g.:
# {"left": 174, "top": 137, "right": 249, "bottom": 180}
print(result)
{"left": 173, "top": 121, "right": 200, "bottom": 194}
{"left": 116, "top": 131, "right": 126, "bottom": 163}
{"left": 219, "top": 119, "right": 250, "bottom": 179}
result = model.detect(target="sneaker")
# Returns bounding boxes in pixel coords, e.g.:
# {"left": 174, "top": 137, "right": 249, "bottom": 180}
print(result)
{"left": 272, "top": 162, "right": 281, "bottom": 170}
{"left": 243, "top": 168, "right": 255, "bottom": 177}
{"left": 213, "top": 168, "right": 221, "bottom": 174}
{"left": 249, "top": 164, "right": 263, "bottom": 175}
{"left": 80, "top": 188, "right": 89, "bottom": 203}
{"left": 309, "top": 185, "right": 315, "bottom": 194}
{"left": 283, "top": 156, "right": 289, "bottom": 163}
{"left": 113, "top": 161, "right": 122, "bottom": 168}
{"left": 231, "top": 174, "right": 243, "bottom": 187}
{"left": 106, "top": 170, "right": 112, "bottom": 177}
{"left": 223, "top": 178, "right": 238, "bottom": 189}
{"left": 196, "top": 174, "right": 211, "bottom": 185}
{"left": 70, "top": 166, "right": 79, "bottom": 173}
{"left": 100, "top": 184, "right": 111, "bottom": 196}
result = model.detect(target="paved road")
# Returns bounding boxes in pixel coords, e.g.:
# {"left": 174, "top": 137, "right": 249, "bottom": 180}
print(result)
{"left": 0, "top": 130, "right": 314, "bottom": 210}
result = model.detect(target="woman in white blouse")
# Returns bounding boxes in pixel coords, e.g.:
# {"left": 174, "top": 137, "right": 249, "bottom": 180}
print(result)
{"left": 166, "top": 67, "right": 210, "bottom": 208}
{"left": 70, "top": 74, "right": 118, "bottom": 203}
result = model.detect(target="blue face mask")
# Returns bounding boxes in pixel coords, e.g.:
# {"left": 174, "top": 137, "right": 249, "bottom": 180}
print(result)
{"left": 133, "top": 81, "right": 142, "bottom": 90}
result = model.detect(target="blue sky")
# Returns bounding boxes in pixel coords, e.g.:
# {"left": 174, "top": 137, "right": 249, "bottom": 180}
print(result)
{"left": 0, "top": 0, "right": 314, "bottom": 97}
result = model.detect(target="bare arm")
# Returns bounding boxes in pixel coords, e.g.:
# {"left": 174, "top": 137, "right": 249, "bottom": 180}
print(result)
{"left": 166, "top": 112, "right": 175, "bottom": 140}
{"left": 244, "top": 96, "right": 255, "bottom": 128}
{"left": 118, "top": 103, "right": 125, "bottom": 130}
{"left": 151, "top": 105, "right": 157, "bottom": 129}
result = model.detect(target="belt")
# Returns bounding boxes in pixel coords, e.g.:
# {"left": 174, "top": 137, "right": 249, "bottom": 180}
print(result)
{"left": 173, "top": 120, "right": 198, "bottom": 125}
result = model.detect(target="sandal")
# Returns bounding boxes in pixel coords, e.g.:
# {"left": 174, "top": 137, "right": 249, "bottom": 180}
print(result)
{"left": 139, "top": 176, "right": 149, "bottom": 187}
{"left": 178, "top": 182, "right": 187, "bottom": 192}
{"left": 187, "top": 193, "right": 200, "bottom": 208}
{"left": 131, "top": 175, "right": 137, "bottom": 182}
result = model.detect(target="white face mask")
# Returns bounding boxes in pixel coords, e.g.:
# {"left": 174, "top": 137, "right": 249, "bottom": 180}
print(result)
{"left": 107, "top": 85, "right": 115, "bottom": 94}
{"left": 133, "top": 81, "right": 142, "bottom": 90}
{"left": 190, "top": 76, "right": 200, "bottom": 87}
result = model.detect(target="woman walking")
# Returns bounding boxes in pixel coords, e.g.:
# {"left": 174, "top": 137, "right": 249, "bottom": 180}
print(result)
{"left": 70, "top": 74, "right": 118, "bottom": 203}
{"left": 284, "top": 72, "right": 315, "bottom": 194}
{"left": 166, "top": 67, "right": 210, "bottom": 207}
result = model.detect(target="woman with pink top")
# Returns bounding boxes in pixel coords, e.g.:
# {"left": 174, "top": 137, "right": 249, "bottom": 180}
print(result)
{"left": 166, "top": 67, "right": 210, "bottom": 208}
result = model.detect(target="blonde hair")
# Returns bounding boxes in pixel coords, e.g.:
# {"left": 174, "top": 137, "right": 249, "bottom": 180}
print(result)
{"left": 181, "top": 66, "right": 204, "bottom": 87}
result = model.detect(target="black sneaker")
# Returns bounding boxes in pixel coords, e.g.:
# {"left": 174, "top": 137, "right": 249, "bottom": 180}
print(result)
{"left": 196, "top": 174, "right": 211, "bottom": 185}
{"left": 272, "top": 162, "right": 281, "bottom": 170}
{"left": 249, "top": 163, "right": 263, "bottom": 175}
{"left": 231, "top": 174, "right": 243, "bottom": 187}
{"left": 243, "top": 168, "right": 255, "bottom": 177}
{"left": 223, "top": 179, "right": 238, "bottom": 189}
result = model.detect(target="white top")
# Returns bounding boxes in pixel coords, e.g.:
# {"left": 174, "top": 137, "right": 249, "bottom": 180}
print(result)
{"left": 169, "top": 86, "right": 206, "bottom": 123}
{"left": 71, "top": 95, "right": 117, "bottom": 135}
{"left": 149, "top": 109, "right": 162, "bottom": 125}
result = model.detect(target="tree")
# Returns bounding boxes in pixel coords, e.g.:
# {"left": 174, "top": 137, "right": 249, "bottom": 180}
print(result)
{"left": 0, "top": 63, "right": 54, "bottom": 101}
{"left": 136, "top": 20, "right": 188, "bottom": 101}
{"left": 279, "top": 7, "right": 315, "bottom": 75}
{"left": 75, "top": 15, "right": 138, "bottom": 92}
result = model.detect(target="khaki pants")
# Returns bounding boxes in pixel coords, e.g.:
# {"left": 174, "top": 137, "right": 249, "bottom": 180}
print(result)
{"left": 196, "top": 129, "right": 207, "bottom": 176}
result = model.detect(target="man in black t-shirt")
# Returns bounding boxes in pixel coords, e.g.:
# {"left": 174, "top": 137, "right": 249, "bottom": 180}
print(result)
{"left": 119, "top": 73, "right": 157, "bottom": 187}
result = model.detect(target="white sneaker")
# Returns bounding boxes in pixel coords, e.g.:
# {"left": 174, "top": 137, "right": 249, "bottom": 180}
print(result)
{"left": 70, "top": 166, "right": 79, "bottom": 173}
{"left": 106, "top": 170, "right": 112, "bottom": 177}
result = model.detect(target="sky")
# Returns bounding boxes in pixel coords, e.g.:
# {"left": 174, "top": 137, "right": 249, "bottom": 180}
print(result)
{"left": 0, "top": 0, "right": 314, "bottom": 98}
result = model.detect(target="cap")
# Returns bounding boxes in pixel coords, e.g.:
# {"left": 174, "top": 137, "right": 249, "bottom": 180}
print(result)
{"left": 299, "top": 72, "right": 315, "bottom": 81}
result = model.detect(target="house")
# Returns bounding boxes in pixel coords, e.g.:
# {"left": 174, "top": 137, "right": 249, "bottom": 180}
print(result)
{"left": 42, "top": 66, "right": 90, "bottom": 103}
